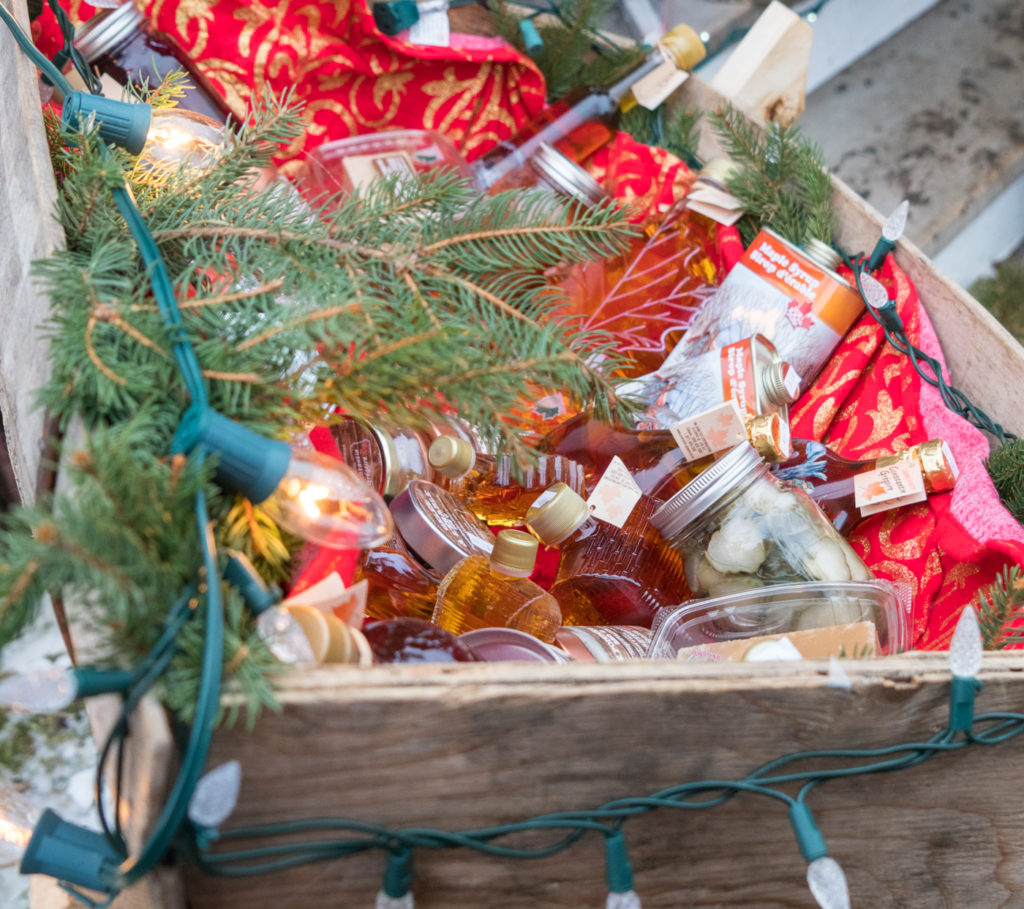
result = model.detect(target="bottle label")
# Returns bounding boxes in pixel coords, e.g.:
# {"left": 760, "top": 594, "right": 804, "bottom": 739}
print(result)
{"left": 669, "top": 400, "right": 747, "bottom": 462}
{"left": 630, "top": 59, "right": 690, "bottom": 111}
{"left": 720, "top": 339, "right": 757, "bottom": 416}
{"left": 341, "top": 151, "right": 416, "bottom": 191}
{"left": 854, "top": 461, "right": 927, "bottom": 516}
{"left": 586, "top": 456, "right": 643, "bottom": 528}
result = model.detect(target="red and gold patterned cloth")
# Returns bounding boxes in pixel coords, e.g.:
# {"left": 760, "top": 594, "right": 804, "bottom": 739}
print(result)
{"left": 35, "top": 0, "right": 1024, "bottom": 646}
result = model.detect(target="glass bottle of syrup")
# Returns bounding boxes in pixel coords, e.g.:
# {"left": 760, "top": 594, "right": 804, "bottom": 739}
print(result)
{"left": 525, "top": 483, "right": 689, "bottom": 627}
{"left": 432, "top": 530, "right": 562, "bottom": 642}
{"left": 540, "top": 410, "right": 790, "bottom": 502}
{"left": 428, "top": 435, "right": 587, "bottom": 526}
{"left": 773, "top": 438, "right": 960, "bottom": 535}
{"left": 471, "top": 23, "right": 706, "bottom": 191}
{"left": 356, "top": 528, "right": 443, "bottom": 622}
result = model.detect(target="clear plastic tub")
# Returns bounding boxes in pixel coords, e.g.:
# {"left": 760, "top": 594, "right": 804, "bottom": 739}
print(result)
{"left": 646, "top": 580, "right": 911, "bottom": 661}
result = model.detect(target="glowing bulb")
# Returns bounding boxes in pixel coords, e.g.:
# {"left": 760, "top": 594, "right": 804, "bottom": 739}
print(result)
{"left": 256, "top": 607, "right": 318, "bottom": 665}
{"left": 807, "top": 857, "right": 850, "bottom": 909}
{"left": 882, "top": 199, "right": 910, "bottom": 242}
{"left": 860, "top": 272, "right": 890, "bottom": 310}
{"left": 139, "top": 108, "right": 223, "bottom": 172}
{"left": 607, "top": 890, "right": 643, "bottom": 908}
{"left": 375, "top": 893, "right": 414, "bottom": 909}
{"left": 699, "top": 30, "right": 710, "bottom": 42}
{"left": 188, "top": 761, "right": 242, "bottom": 829}
{"left": 0, "top": 666, "right": 77, "bottom": 713}
{"left": 0, "top": 790, "right": 36, "bottom": 866}
{"left": 950, "top": 604, "right": 983, "bottom": 678}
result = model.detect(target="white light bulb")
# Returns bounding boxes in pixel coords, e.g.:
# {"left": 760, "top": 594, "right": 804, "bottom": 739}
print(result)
{"left": 0, "top": 790, "right": 38, "bottom": 866}
{"left": 188, "top": 761, "right": 242, "bottom": 829}
{"left": 256, "top": 607, "right": 318, "bottom": 665}
{"left": 267, "top": 447, "right": 393, "bottom": 550}
{"left": 882, "top": 200, "right": 910, "bottom": 242}
{"left": 0, "top": 666, "right": 78, "bottom": 713}
{"left": 375, "top": 891, "right": 414, "bottom": 909}
{"left": 607, "top": 890, "right": 643, "bottom": 909}
{"left": 949, "top": 604, "right": 983, "bottom": 678}
{"left": 860, "top": 272, "right": 890, "bottom": 310}
{"left": 140, "top": 108, "right": 223, "bottom": 172}
{"left": 807, "top": 856, "right": 850, "bottom": 909}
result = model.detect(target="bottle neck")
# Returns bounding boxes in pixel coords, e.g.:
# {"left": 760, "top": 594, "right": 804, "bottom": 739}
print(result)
{"left": 606, "top": 51, "right": 666, "bottom": 104}
{"left": 488, "top": 560, "right": 533, "bottom": 579}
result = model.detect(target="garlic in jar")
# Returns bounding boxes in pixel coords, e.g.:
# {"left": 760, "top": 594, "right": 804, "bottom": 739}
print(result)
{"left": 705, "top": 514, "right": 766, "bottom": 574}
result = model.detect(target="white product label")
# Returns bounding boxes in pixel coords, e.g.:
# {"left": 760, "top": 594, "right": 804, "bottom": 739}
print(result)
{"left": 686, "top": 185, "right": 745, "bottom": 226}
{"left": 669, "top": 400, "right": 747, "bottom": 462}
{"left": 854, "top": 461, "right": 927, "bottom": 517}
{"left": 630, "top": 59, "right": 689, "bottom": 110}
{"left": 342, "top": 151, "right": 416, "bottom": 190}
{"left": 586, "top": 456, "right": 643, "bottom": 528}
{"left": 409, "top": 0, "right": 450, "bottom": 46}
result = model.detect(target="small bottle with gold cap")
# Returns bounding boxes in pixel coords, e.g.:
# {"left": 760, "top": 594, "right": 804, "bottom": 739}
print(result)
{"left": 432, "top": 529, "right": 562, "bottom": 642}
{"left": 428, "top": 435, "right": 587, "bottom": 526}
{"left": 773, "top": 438, "right": 960, "bottom": 535}
{"left": 525, "top": 483, "right": 689, "bottom": 627}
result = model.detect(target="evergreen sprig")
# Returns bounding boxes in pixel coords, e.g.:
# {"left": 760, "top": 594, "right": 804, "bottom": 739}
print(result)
{"left": 977, "top": 565, "right": 1024, "bottom": 649}
{"left": 710, "top": 104, "right": 834, "bottom": 248}
{"left": 987, "top": 438, "right": 1024, "bottom": 525}
{"left": 619, "top": 103, "right": 702, "bottom": 167}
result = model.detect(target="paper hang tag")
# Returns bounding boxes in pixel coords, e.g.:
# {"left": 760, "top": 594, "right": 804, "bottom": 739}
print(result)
{"left": 782, "top": 363, "right": 803, "bottom": 399}
{"left": 854, "top": 460, "right": 927, "bottom": 517}
{"left": 630, "top": 58, "right": 690, "bottom": 111}
{"left": 669, "top": 400, "right": 747, "bottom": 463}
{"left": 409, "top": 0, "right": 450, "bottom": 46}
{"left": 586, "top": 456, "right": 643, "bottom": 528}
{"left": 686, "top": 186, "right": 746, "bottom": 226}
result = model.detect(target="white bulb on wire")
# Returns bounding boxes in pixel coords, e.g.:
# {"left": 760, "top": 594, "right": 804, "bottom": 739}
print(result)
{"left": 860, "top": 272, "right": 890, "bottom": 310}
{"left": 807, "top": 856, "right": 850, "bottom": 909}
{"left": 256, "top": 608, "right": 318, "bottom": 665}
{"left": 607, "top": 889, "right": 643, "bottom": 908}
{"left": 0, "top": 666, "right": 78, "bottom": 713}
{"left": 882, "top": 200, "right": 910, "bottom": 243}
{"left": 0, "top": 790, "right": 38, "bottom": 866}
{"left": 140, "top": 108, "right": 223, "bottom": 171}
{"left": 375, "top": 891, "right": 414, "bottom": 909}
{"left": 188, "top": 761, "right": 243, "bottom": 829}
{"left": 949, "top": 604, "right": 983, "bottom": 678}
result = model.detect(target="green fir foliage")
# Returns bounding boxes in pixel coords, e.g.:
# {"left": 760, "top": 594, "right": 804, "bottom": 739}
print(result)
{"left": 971, "top": 259, "right": 1024, "bottom": 346}
{"left": 987, "top": 437, "right": 1024, "bottom": 525}
{"left": 619, "top": 103, "right": 702, "bottom": 167}
{"left": 977, "top": 565, "right": 1024, "bottom": 650}
{"left": 710, "top": 104, "right": 835, "bottom": 248}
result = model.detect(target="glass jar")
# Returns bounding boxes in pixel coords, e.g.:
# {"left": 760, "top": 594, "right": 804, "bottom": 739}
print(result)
{"left": 651, "top": 443, "right": 872, "bottom": 600}
{"left": 75, "top": 2, "right": 231, "bottom": 123}
{"left": 331, "top": 417, "right": 435, "bottom": 500}
{"left": 482, "top": 142, "right": 608, "bottom": 204}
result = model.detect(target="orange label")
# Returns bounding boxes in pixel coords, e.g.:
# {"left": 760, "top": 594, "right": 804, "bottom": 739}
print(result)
{"left": 719, "top": 339, "right": 757, "bottom": 416}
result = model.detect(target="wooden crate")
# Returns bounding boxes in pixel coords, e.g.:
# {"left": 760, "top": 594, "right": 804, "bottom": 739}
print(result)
{"left": 5, "top": 5, "right": 1024, "bottom": 907}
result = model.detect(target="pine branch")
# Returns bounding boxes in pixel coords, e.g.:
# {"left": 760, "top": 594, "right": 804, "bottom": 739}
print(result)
{"left": 977, "top": 565, "right": 1024, "bottom": 649}
{"left": 988, "top": 438, "right": 1024, "bottom": 525}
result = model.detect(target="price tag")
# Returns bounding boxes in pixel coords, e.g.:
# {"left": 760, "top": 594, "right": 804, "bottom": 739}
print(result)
{"left": 409, "top": 0, "right": 450, "bottom": 46}
{"left": 669, "top": 400, "right": 747, "bottom": 462}
{"left": 586, "top": 456, "right": 643, "bottom": 528}
{"left": 686, "top": 185, "right": 745, "bottom": 226}
{"left": 630, "top": 60, "right": 689, "bottom": 110}
{"left": 854, "top": 460, "right": 927, "bottom": 517}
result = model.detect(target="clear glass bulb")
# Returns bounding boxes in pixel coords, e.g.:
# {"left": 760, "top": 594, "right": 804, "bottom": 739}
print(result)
{"left": 882, "top": 200, "right": 909, "bottom": 242}
{"left": 860, "top": 272, "right": 890, "bottom": 310}
{"left": 949, "top": 604, "right": 983, "bottom": 678}
{"left": 0, "top": 790, "right": 38, "bottom": 866}
{"left": 607, "top": 890, "right": 642, "bottom": 909}
{"left": 188, "top": 761, "right": 242, "bottom": 829}
{"left": 0, "top": 666, "right": 77, "bottom": 713}
{"left": 256, "top": 607, "right": 318, "bottom": 665}
{"left": 140, "top": 108, "right": 223, "bottom": 172}
{"left": 267, "top": 447, "right": 393, "bottom": 550}
{"left": 807, "top": 856, "right": 850, "bottom": 909}
{"left": 375, "top": 892, "right": 414, "bottom": 909}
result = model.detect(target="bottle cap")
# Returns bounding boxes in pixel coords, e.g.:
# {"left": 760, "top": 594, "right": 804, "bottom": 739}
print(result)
{"left": 747, "top": 413, "right": 791, "bottom": 463}
{"left": 802, "top": 237, "right": 842, "bottom": 272}
{"left": 762, "top": 360, "right": 800, "bottom": 405}
{"left": 389, "top": 480, "right": 494, "bottom": 573}
{"left": 696, "top": 157, "right": 738, "bottom": 190}
{"left": 526, "top": 482, "right": 590, "bottom": 545}
{"left": 490, "top": 529, "right": 539, "bottom": 575}
{"left": 880, "top": 439, "right": 960, "bottom": 494}
{"left": 529, "top": 144, "right": 608, "bottom": 205}
{"left": 75, "top": 3, "right": 145, "bottom": 62}
{"left": 428, "top": 435, "right": 475, "bottom": 479}
{"left": 659, "top": 23, "right": 707, "bottom": 71}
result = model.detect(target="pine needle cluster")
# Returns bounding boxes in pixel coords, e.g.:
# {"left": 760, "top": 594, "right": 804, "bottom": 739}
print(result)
{"left": 987, "top": 438, "right": 1024, "bottom": 525}
{"left": 1, "top": 93, "right": 638, "bottom": 723}
{"left": 977, "top": 565, "right": 1024, "bottom": 649}
{"left": 710, "top": 105, "right": 834, "bottom": 248}
{"left": 619, "top": 103, "right": 702, "bottom": 167}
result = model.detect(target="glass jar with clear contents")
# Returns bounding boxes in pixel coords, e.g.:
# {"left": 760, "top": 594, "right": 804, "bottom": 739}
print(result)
{"left": 650, "top": 443, "right": 872, "bottom": 601}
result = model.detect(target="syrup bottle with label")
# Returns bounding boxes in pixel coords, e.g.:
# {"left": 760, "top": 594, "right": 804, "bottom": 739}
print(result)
{"left": 356, "top": 528, "right": 444, "bottom": 622}
{"left": 432, "top": 530, "right": 562, "bottom": 642}
{"left": 427, "top": 435, "right": 587, "bottom": 526}
{"left": 772, "top": 438, "right": 959, "bottom": 534}
{"left": 525, "top": 483, "right": 689, "bottom": 627}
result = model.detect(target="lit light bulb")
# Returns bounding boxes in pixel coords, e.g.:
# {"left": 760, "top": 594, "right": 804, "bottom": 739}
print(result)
{"left": 950, "top": 604, "right": 983, "bottom": 679}
{"left": 0, "top": 666, "right": 133, "bottom": 713}
{"left": 188, "top": 761, "right": 242, "bottom": 829}
{"left": 139, "top": 108, "right": 223, "bottom": 171}
{"left": 807, "top": 856, "right": 850, "bottom": 909}
{"left": 0, "top": 790, "right": 36, "bottom": 866}
{"left": 607, "top": 890, "right": 643, "bottom": 908}
{"left": 860, "top": 272, "right": 890, "bottom": 310}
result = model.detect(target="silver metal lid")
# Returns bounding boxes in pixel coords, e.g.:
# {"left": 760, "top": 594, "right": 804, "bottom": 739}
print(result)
{"left": 801, "top": 237, "right": 842, "bottom": 271}
{"left": 75, "top": 3, "right": 144, "bottom": 62}
{"left": 529, "top": 143, "right": 607, "bottom": 205}
{"left": 650, "top": 442, "right": 768, "bottom": 541}
{"left": 389, "top": 479, "right": 494, "bottom": 573}
{"left": 459, "top": 628, "right": 569, "bottom": 663}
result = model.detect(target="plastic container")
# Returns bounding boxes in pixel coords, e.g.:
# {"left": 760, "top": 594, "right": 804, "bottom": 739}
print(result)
{"left": 646, "top": 580, "right": 911, "bottom": 660}
{"left": 555, "top": 625, "right": 652, "bottom": 661}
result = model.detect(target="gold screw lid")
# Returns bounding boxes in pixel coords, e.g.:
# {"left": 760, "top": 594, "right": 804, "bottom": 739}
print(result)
{"left": 746, "top": 412, "right": 791, "bottom": 463}
{"left": 526, "top": 482, "right": 590, "bottom": 545}
{"left": 428, "top": 435, "right": 475, "bottom": 479}
{"left": 885, "top": 439, "right": 959, "bottom": 493}
{"left": 660, "top": 23, "right": 707, "bottom": 71}
{"left": 490, "top": 529, "right": 539, "bottom": 575}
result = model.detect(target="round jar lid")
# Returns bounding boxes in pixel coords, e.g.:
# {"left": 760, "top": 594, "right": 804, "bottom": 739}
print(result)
{"left": 526, "top": 482, "right": 589, "bottom": 545}
{"left": 490, "top": 529, "right": 538, "bottom": 574}
{"left": 459, "top": 628, "right": 569, "bottom": 663}
{"left": 428, "top": 435, "right": 475, "bottom": 479}
{"left": 529, "top": 143, "right": 607, "bottom": 206}
{"left": 659, "top": 23, "right": 707, "bottom": 71}
{"left": 802, "top": 237, "right": 842, "bottom": 272}
{"left": 75, "top": 3, "right": 145, "bottom": 62}
{"left": 650, "top": 442, "right": 768, "bottom": 541}
{"left": 389, "top": 479, "right": 494, "bottom": 573}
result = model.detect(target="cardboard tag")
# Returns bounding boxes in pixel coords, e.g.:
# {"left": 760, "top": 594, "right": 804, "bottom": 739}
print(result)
{"left": 854, "top": 461, "right": 927, "bottom": 517}
{"left": 586, "top": 456, "right": 643, "bottom": 528}
{"left": 782, "top": 363, "right": 802, "bottom": 399}
{"left": 630, "top": 59, "right": 689, "bottom": 110}
{"left": 686, "top": 185, "right": 745, "bottom": 226}
{"left": 409, "top": 0, "right": 450, "bottom": 46}
{"left": 669, "top": 400, "right": 747, "bottom": 462}
{"left": 282, "top": 573, "right": 368, "bottom": 627}
{"left": 342, "top": 151, "right": 415, "bottom": 191}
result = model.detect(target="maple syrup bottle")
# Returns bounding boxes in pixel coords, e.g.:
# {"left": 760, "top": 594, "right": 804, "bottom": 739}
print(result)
{"left": 428, "top": 435, "right": 587, "bottom": 526}
{"left": 525, "top": 483, "right": 689, "bottom": 627}
{"left": 432, "top": 530, "right": 562, "bottom": 642}
{"left": 356, "top": 528, "right": 443, "bottom": 621}
{"left": 773, "top": 438, "right": 959, "bottom": 534}
{"left": 540, "top": 411, "right": 790, "bottom": 501}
